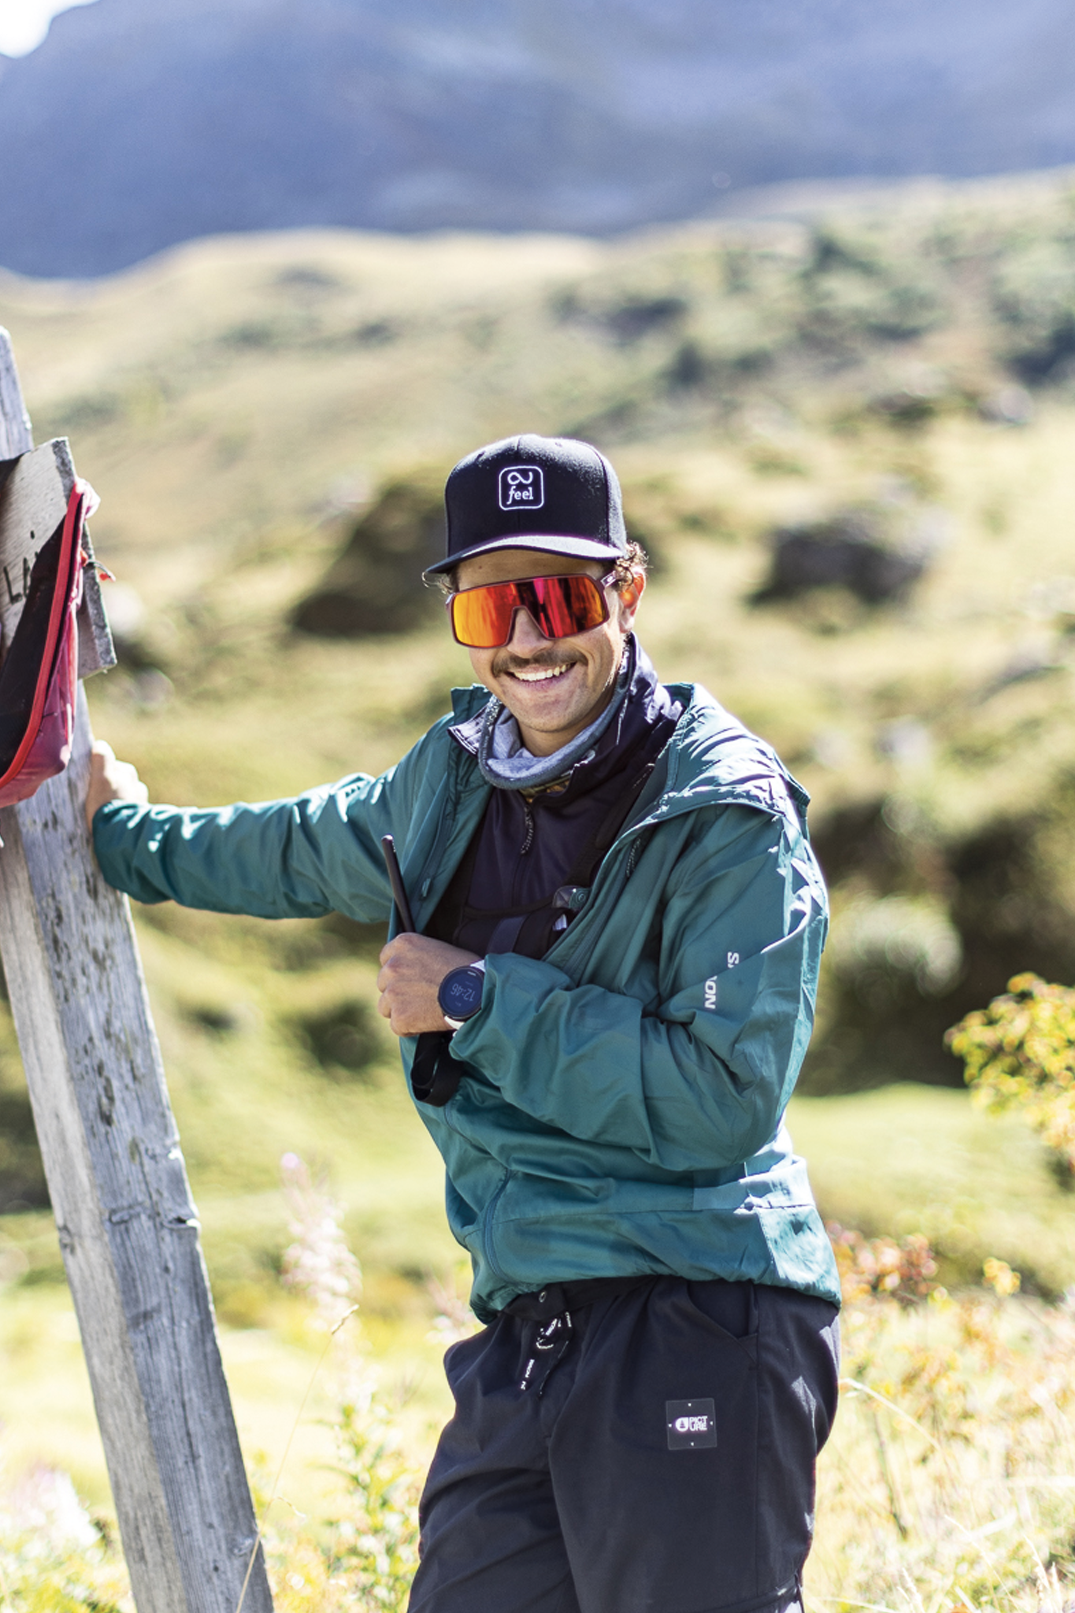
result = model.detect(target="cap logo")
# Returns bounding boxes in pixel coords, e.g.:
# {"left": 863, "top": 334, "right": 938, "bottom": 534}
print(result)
{"left": 499, "top": 465, "right": 544, "bottom": 511}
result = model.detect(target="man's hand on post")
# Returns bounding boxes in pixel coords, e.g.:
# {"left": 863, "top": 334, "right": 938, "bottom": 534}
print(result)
{"left": 85, "top": 740, "right": 149, "bottom": 833}
{"left": 377, "top": 934, "right": 482, "bottom": 1036}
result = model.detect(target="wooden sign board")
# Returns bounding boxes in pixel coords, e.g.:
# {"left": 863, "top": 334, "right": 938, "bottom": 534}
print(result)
{"left": 0, "top": 330, "right": 273, "bottom": 1612}
{"left": 0, "top": 435, "right": 114, "bottom": 678}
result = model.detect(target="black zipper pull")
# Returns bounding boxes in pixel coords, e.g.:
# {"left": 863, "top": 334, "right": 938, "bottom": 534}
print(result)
{"left": 520, "top": 797, "right": 535, "bottom": 856}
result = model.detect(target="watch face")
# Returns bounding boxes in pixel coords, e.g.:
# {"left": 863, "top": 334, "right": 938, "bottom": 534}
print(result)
{"left": 439, "top": 966, "right": 484, "bottom": 1021}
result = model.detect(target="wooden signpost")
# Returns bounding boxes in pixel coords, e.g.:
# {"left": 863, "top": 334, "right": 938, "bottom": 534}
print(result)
{"left": 0, "top": 329, "right": 274, "bottom": 1613}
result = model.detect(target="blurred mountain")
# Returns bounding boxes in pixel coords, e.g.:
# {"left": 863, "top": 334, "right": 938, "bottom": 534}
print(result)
{"left": 3, "top": 0, "right": 1075, "bottom": 276}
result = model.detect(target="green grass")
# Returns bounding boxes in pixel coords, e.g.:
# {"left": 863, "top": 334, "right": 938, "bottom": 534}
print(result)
{"left": 790, "top": 1085, "right": 1075, "bottom": 1296}
{"left": 2, "top": 1082, "right": 1071, "bottom": 1538}
{"left": 9, "top": 1274, "right": 1075, "bottom": 1610}
{"left": 810, "top": 1285, "right": 1075, "bottom": 1611}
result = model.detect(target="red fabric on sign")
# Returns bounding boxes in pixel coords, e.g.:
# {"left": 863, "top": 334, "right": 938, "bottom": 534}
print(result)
{"left": 0, "top": 480, "right": 89, "bottom": 806}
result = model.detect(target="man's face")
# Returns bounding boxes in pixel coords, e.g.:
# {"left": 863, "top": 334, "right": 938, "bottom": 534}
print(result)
{"left": 454, "top": 549, "right": 643, "bottom": 757}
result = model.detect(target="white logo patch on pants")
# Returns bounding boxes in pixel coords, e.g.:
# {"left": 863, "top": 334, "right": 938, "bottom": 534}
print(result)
{"left": 666, "top": 1398, "right": 717, "bottom": 1449}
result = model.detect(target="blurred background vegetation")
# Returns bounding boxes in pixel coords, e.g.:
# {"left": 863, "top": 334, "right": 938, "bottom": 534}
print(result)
{"left": 4, "top": 168, "right": 1075, "bottom": 1533}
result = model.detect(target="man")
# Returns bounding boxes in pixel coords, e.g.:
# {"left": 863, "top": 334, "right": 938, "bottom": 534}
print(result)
{"left": 87, "top": 434, "right": 841, "bottom": 1613}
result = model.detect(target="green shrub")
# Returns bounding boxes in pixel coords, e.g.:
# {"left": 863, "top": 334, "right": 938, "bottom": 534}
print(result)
{"left": 990, "top": 235, "right": 1075, "bottom": 380}
{"left": 799, "top": 220, "right": 949, "bottom": 348}
{"left": 947, "top": 972, "right": 1075, "bottom": 1181}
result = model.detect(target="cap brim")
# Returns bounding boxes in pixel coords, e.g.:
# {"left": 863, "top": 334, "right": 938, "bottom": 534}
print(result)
{"left": 424, "top": 532, "right": 624, "bottom": 579}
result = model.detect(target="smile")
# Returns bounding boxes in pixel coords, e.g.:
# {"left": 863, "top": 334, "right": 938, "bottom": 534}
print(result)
{"left": 507, "top": 663, "right": 574, "bottom": 684}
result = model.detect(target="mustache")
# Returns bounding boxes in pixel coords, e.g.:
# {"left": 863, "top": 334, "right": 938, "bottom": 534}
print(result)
{"left": 493, "top": 651, "right": 581, "bottom": 676}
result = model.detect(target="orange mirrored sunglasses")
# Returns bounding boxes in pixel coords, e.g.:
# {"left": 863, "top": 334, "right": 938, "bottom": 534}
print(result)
{"left": 447, "top": 570, "right": 618, "bottom": 648}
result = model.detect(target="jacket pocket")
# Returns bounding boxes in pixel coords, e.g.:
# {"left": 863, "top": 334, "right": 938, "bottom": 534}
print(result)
{"left": 479, "top": 1170, "right": 512, "bottom": 1282}
{"left": 445, "top": 1179, "right": 481, "bottom": 1243}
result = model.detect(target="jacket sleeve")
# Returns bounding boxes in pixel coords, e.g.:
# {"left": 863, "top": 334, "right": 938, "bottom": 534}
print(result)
{"left": 90, "top": 735, "right": 445, "bottom": 922}
{"left": 449, "top": 803, "right": 827, "bottom": 1174}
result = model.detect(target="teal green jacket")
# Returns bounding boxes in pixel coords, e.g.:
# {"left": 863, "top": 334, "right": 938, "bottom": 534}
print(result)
{"left": 94, "top": 678, "right": 841, "bottom": 1319}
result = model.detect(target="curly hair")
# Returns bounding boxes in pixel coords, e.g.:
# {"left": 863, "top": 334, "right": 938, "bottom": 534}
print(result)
{"left": 611, "top": 541, "right": 649, "bottom": 593}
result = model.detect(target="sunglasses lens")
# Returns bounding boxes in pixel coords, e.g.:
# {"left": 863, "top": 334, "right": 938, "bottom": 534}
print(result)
{"left": 450, "top": 585, "right": 516, "bottom": 647}
{"left": 450, "top": 574, "right": 609, "bottom": 648}
{"left": 529, "top": 574, "right": 607, "bottom": 639}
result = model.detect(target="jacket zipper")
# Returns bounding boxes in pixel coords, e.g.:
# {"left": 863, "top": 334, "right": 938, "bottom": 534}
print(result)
{"left": 624, "top": 831, "right": 648, "bottom": 880}
{"left": 520, "top": 797, "right": 535, "bottom": 856}
{"left": 413, "top": 765, "right": 486, "bottom": 922}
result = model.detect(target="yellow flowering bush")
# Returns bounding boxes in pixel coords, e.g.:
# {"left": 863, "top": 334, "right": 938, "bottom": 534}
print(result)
{"left": 828, "top": 1222, "right": 940, "bottom": 1306}
{"left": 947, "top": 972, "right": 1075, "bottom": 1177}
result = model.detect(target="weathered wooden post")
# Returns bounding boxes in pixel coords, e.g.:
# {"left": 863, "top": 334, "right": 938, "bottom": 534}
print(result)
{"left": 0, "top": 329, "right": 274, "bottom": 1613}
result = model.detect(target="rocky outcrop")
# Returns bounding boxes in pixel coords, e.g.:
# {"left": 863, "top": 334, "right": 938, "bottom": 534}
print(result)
{"left": 291, "top": 470, "right": 446, "bottom": 638}
{"left": 757, "top": 500, "right": 945, "bottom": 606}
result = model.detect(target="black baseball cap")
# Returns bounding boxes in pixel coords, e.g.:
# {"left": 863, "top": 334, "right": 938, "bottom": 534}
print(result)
{"left": 423, "top": 434, "right": 628, "bottom": 579}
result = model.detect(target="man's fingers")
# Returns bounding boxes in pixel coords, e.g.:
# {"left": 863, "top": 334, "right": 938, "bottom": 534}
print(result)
{"left": 85, "top": 741, "right": 149, "bottom": 831}
{"left": 376, "top": 933, "right": 481, "bottom": 1035}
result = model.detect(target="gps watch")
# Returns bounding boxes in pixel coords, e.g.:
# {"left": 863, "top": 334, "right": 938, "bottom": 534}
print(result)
{"left": 438, "top": 960, "right": 487, "bottom": 1031}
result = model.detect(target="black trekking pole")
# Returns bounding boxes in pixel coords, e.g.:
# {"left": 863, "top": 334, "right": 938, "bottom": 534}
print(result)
{"left": 380, "top": 835, "right": 465, "bottom": 1108}
{"left": 381, "top": 834, "right": 416, "bottom": 933}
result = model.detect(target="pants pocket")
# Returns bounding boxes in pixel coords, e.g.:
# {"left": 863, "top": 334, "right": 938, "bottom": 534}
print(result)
{"left": 681, "top": 1276, "right": 760, "bottom": 1344}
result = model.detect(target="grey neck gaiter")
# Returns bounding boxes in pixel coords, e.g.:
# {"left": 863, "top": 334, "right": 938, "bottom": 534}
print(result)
{"left": 477, "top": 643, "right": 634, "bottom": 792}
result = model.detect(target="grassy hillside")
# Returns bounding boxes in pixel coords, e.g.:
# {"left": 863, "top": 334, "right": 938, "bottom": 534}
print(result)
{"left": 4, "top": 175, "right": 1075, "bottom": 1566}
{"left": 1, "top": 168, "right": 1074, "bottom": 1181}
{"left": 8, "top": 174, "right": 1075, "bottom": 1070}
{"left": 1, "top": 171, "right": 1074, "bottom": 1063}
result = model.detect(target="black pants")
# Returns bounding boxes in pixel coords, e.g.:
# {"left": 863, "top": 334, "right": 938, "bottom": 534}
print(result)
{"left": 410, "top": 1276, "right": 840, "bottom": 1613}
